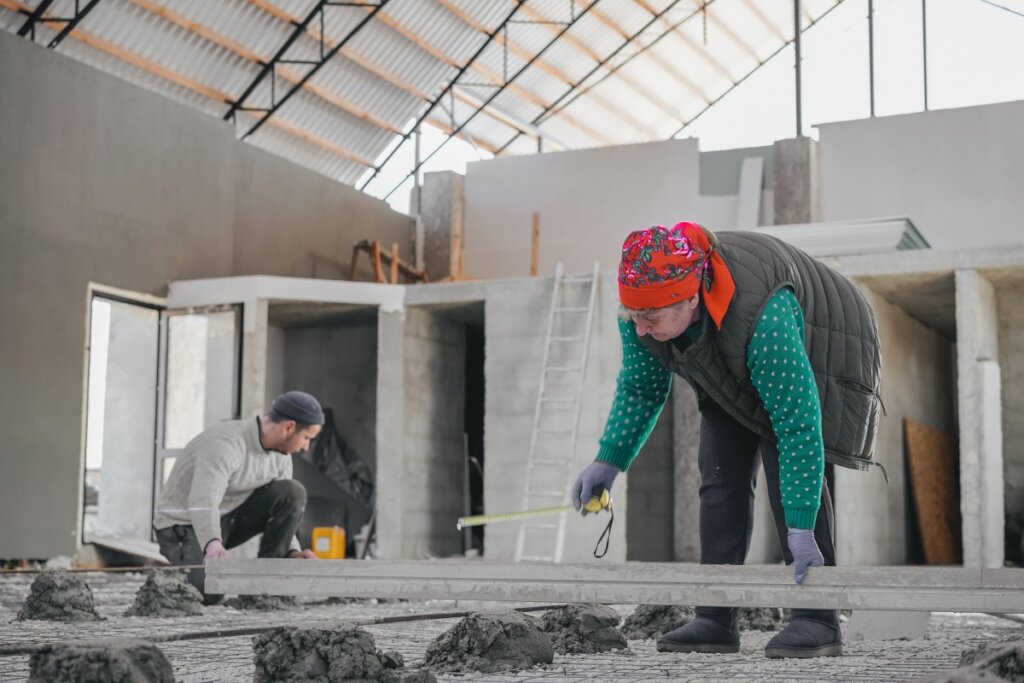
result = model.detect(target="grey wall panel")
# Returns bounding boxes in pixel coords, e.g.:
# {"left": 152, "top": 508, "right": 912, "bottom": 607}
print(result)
{"left": 0, "top": 31, "right": 412, "bottom": 558}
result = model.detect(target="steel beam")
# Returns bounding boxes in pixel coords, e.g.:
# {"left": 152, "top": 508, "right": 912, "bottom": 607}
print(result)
{"left": 206, "top": 560, "right": 1024, "bottom": 612}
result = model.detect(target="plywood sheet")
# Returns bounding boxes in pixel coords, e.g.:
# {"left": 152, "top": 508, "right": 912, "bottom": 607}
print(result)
{"left": 904, "top": 418, "right": 962, "bottom": 565}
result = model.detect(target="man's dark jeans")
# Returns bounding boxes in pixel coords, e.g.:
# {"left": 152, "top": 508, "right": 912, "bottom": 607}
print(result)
{"left": 155, "top": 479, "right": 307, "bottom": 605}
{"left": 697, "top": 399, "right": 837, "bottom": 627}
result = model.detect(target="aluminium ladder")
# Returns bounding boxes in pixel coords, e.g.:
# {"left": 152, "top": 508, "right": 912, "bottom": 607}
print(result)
{"left": 515, "top": 261, "right": 600, "bottom": 563}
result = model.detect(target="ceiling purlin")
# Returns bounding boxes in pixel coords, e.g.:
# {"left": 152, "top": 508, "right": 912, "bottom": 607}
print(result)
{"left": 589, "top": 2, "right": 713, "bottom": 103}
{"left": 362, "top": 3, "right": 613, "bottom": 145}
{"left": 515, "top": 0, "right": 692, "bottom": 129}
{"left": 434, "top": 0, "right": 660, "bottom": 141}
{"left": 0, "top": 0, "right": 374, "bottom": 168}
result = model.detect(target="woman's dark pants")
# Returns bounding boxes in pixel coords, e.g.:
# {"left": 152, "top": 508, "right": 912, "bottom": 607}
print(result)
{"left": 697, "top": 399, "right": 837, "bottom": 627}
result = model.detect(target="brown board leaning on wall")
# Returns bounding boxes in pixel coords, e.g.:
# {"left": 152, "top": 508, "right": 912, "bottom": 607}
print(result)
{"left": 904, "top": 418, "right": 962, "bottom": 565}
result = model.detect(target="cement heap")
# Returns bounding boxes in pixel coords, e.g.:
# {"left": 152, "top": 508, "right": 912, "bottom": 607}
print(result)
{"left": 224, "top": 593, "right": 299, "bottom": 611}
{"left": 621, "top": 605, "right": 695, "bottom": 640}
{"left": 17, "top": 571, "right": 103, "bottom": 622}
{"left": 921, "top": 639, "right": 1024, "bottom": 682}
{"left": 540, "top": 604, "right": 627, "bottom": 654}
{"left": 423, "top": 610, "right": 554, "bottom": 673}
{"left": 123, "top": 570, "right": 203, "bottom": 617}
{"left": 28, "top": 638, "right": 174, "bottom": 683}
{"left": 253, "top": 623, "right": 436, "bottom": 683}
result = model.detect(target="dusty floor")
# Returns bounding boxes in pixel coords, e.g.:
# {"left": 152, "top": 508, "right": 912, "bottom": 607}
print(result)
{"left": 1, "top": 571, "right": 1021, "bottom": 682}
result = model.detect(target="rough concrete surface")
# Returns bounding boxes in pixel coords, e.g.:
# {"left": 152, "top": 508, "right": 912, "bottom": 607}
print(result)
{"left": 621, "top": 605, "right": 695, "bottom": 640}
{"left": 124, "top": 571, "right": 203, "bottom": 617}
{"left": 423, "top": 610, "right": 554, "bottom": 673}
{"left": 540, "top": 604, "right": 627, "bottom": 654}
{"left": 224, "top": 593, "right": 299, "bottom": 611}
{"left": 2, "top": 571, "right": 1023, "bottom": 682}
{"left": 17, "top": 571, "right": 103, "bottom": 622}
{"left": 28, "top": 638, "right": 174, "bottom": 683}
{"left": 253, "top": 624, "right": 435, "bottom": 683}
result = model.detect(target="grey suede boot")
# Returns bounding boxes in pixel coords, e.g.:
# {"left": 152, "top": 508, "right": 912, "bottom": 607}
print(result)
{"left": 656, "top": 615, "right": 740, "bottom": 654}
{"left": 764, "top": 614, "right": 842, "bottom": 658}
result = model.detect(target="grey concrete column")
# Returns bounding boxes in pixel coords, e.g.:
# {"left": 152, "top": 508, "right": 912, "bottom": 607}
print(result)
{"left": 954, "top": 269, "right": 1004, "bottom": 569}
{"left": 375, "top": 308, "right": 406, "bottom": 560}
{"left": 418, "top": 171, "right": 465, "bottom": 282}
{"left": 772, "top": 137, "right": 820, "bottom": 225}
{"left": 240, "top": 298, "right": 268, "bottom": 418}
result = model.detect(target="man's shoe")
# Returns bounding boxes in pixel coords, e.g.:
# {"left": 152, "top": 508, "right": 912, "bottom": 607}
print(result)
{"left": 764, "top": 618, "right": 842, "bottom": 658}
{"left": 656, "top": 616, "right": 740, "bottom": 654}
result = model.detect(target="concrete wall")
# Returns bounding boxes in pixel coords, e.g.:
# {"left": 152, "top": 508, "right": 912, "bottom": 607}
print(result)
{"left": 818, "top": 101, "right": 1024, "bottom": 249}
{"left": 625, "top": 402, "right": 675, "bottom": 562}
{"left": 462, "top": 140, "right": 773, "bottom": 279}
{"left": 480, "top": 273, "right": 627, "bottom": 562}
{"left": 280, "top": 317, "right": 378, "bottom": 549}
{"left": 399, "top": 309, "right": 466, "bottom": 558}
{"left": 0, "top": 32, "right": 412, "bottom": 558}
{"left": 997, "top": 282, "right": 1024, "bottom": 519}
{"left": 282, "top": 319, "right": 378, "bottom": 474}
{"left": 834, "top": 288, "right": 956, "bottom": 566}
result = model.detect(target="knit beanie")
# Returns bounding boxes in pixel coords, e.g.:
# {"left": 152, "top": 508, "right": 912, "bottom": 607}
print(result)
{"left": 617, "top": 221, "right": 736, "bottom": 329}
{"left": 271, "top": 391, "right": 325, "bottom": 426}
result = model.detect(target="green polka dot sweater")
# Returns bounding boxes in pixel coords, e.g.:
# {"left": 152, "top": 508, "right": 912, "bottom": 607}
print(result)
{"left": 596, "top": 288, "right": 824, "bottom": 530}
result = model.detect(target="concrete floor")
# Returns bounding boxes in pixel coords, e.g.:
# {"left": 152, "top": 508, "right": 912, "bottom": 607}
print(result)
{"left": 1, "top": 571, "right": 1020, "bottom": 682}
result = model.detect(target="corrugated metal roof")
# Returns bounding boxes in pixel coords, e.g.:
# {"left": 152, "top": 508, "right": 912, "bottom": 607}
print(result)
{"left": 2, "top": 0, "right": 843, "bottom": 196}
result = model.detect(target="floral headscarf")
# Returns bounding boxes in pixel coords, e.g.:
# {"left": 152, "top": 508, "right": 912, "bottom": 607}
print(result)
{"left": 618, "top": 222, "right": 736, "bottom": 329}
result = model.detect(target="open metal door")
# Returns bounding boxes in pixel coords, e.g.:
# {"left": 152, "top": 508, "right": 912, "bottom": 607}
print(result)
{"left": 154, "top": 305, "right": 242, "bottom": 512}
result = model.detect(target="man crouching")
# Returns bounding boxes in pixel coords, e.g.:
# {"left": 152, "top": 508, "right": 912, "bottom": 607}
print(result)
{"left": 153, "top": 391, "right": 323, "bottom": 603}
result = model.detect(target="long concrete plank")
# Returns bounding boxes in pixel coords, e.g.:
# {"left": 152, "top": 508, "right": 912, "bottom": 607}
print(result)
{"left": 206, "top": 560, "right": 1024, "bottom": 612}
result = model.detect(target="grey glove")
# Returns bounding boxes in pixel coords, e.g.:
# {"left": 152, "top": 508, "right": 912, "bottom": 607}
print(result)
{"left": 571, "top": 461, "right": 619, "bottom": 515}
{"left": 787, "top": 528, "right": 824, "bottom": 584}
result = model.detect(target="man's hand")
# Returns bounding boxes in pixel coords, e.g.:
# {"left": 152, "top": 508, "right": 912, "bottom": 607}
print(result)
{"left": 571, "top": 461, "right": 620, "bottom": 515}
{"left": 787, "top": 528, "right": 824, "bottom": 584}
{"left": 203, "top": 539, "right": 227, "bottom": 563}
{"left": 287, "top": 549, "right": 318, "bottom": 559}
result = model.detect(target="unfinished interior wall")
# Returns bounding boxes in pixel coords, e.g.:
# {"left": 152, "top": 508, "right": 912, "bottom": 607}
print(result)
{"left": 834, "top": 288, "right": 956, "bottom": 566}
{"left": 461, "top": 140, "right": 774, "bottom": 279}
{"left": 277, "top": 313, "right": 378, "bottom": 549}
{"left": 818, "top": 101, "right": 1024, "bottom": 249}
{"left": 997, "top": 281, "right": 1024, "bottom": 520}
{"left": 479, "top": 273, "right": 626, "bottom": 562}
{"left": 0, "top": 32, "right": 412, "bottom": 559}
{"left": 398, "top": 308, "right": 466, "bottom": 558}
{"left": 625, "top": 407, "right": 674, "bottom": 561}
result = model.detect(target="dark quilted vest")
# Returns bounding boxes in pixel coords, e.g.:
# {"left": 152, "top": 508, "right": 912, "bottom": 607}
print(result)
{"left": 637, "top": 231, "right": 883, "bottom": 471}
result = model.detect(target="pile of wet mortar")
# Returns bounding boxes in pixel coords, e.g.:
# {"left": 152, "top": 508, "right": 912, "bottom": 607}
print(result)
{"left": 17, "top": 571, "right": 103, "bottom": 622}
{"left": 423, "top": 610, "right": 554, "bottom": 673}
{"left": 28, "top": 638, "right": 174, "bottom": 683}
{"left": 622, "top": 605, "right": 695, "bottom": 640}
{"left": 123, "top": 570, "right": 203, "bottom": 617}
{"left": 224, "top": 593, "right": 299, "bottom": 611}
{"left": 253, "top": 623, "right": 436, "bottom": 682}
{"left": 540, "top": 604, "right": 627, "bottom": 654}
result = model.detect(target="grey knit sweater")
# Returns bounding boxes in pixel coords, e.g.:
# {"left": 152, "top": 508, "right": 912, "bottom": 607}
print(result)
{"left": 153, "top": 418, "right": 301, "bottom": 553}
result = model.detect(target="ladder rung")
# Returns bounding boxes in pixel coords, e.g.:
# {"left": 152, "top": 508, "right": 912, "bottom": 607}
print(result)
{"left": 553, "top": 306, "right": 588, "bottom": 313}
{"left": 535, "top": 429, "right": 572, "bottom": 434}
{"left": 523, "top": 522, "right": 559, "bottom": 530}
{"left": 540, "top": 396, "right": 576, "bottom": 403}
{"left": 560, "top": 276, "right": 593, "bottom": 283}
{"left": 532, "top": 458, "right": 567, "bottom": 466}
{"left": 544, "top": 366, "right": 581, "bottom": 372}
{"left": 550, "top": 336, "right": 584, "bottom": 342}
